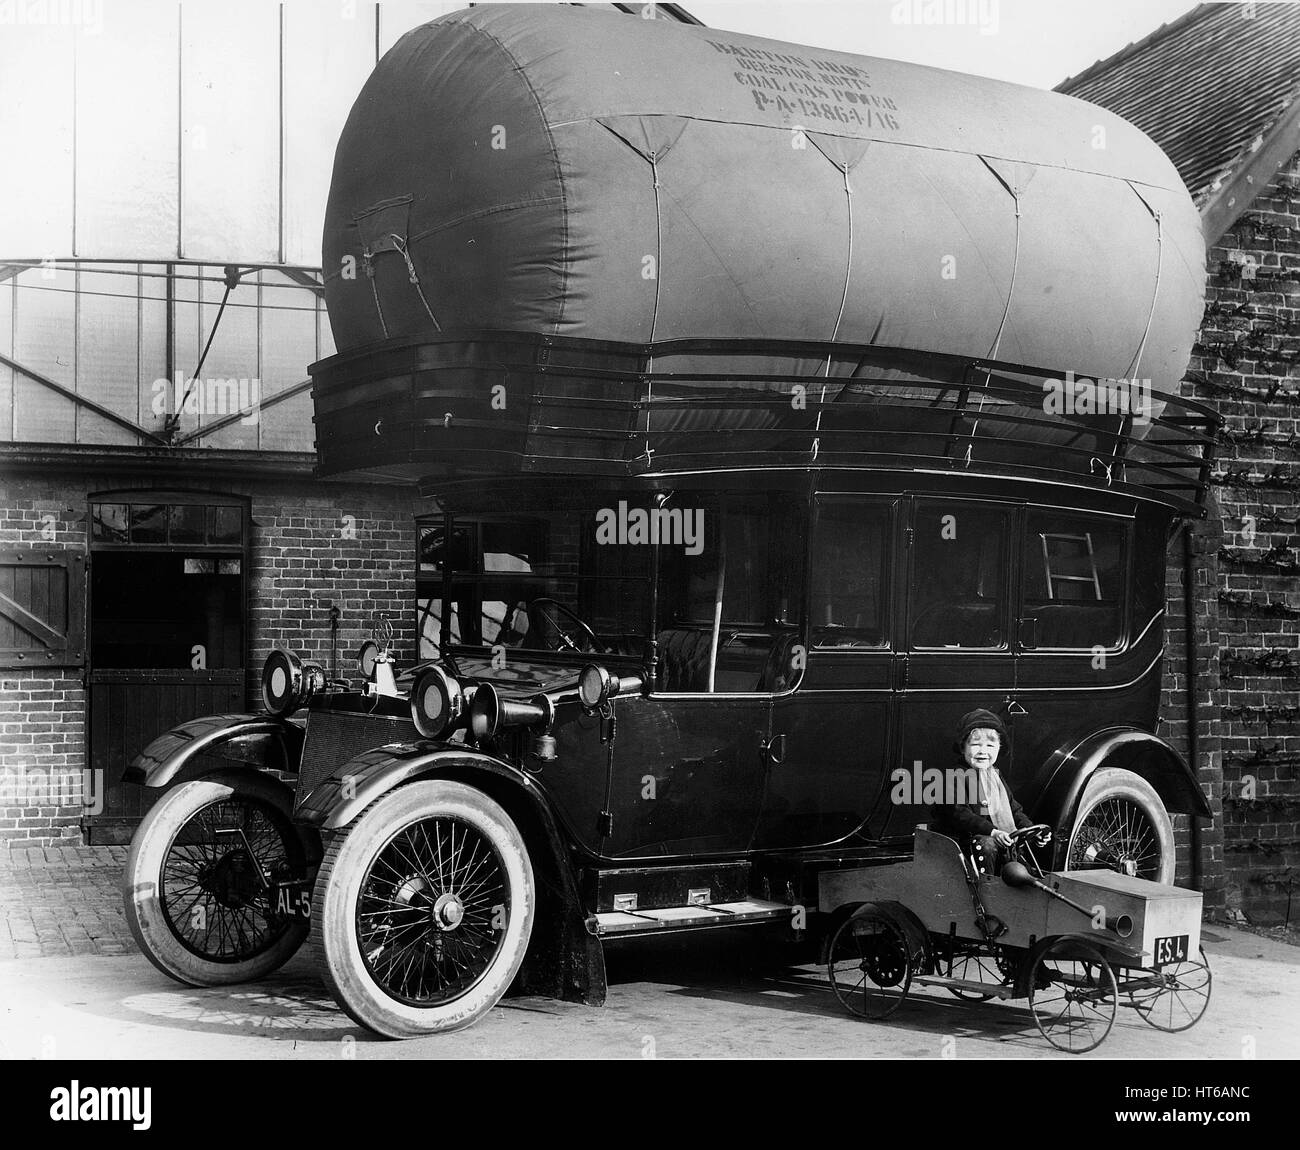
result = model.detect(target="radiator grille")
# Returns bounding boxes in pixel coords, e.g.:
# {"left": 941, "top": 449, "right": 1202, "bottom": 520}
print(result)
{"left": 295, "top": 709, "right": 416, "bottom": 810}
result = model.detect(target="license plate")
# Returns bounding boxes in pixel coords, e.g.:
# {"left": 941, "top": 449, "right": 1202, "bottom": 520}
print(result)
{"left": 1153, "top": 934, "right": 1188, "bottom": 965}
{"left": 268, "top": 879, "right": 313, "bottom": 922}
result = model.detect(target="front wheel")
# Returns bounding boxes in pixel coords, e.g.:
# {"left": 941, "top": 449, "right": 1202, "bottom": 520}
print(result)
{"left": 123, "top": 773, "right": 310, "bottom": 986}
{"left": 1028, "top": 938, "right": 1117, "bottom": 1053}
{"left": 1066, "top": 768, "right": 1175, "bottom": 884}
{"left": 311, "top": 780, "right": 535, "bottom": 1038}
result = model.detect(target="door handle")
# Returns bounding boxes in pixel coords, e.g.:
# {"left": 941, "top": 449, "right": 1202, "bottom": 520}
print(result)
{"left": 1005, "top": 697, "right": 1028, "bottom": 716}
{"left": 762, "top": 733, "right": 788, "bottom": 765}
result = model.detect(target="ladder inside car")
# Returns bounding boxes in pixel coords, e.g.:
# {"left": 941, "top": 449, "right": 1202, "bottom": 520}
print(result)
{"left": 1039, "top": 532, "right": 1102, "bottom": 600}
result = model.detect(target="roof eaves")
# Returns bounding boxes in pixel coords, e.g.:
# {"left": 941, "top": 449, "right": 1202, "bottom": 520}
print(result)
{"left": 1055, "top": 2, "right": 1214, "bottom": 93}
{"left": 1200, "top": 92, "right": 1300, "bottom": 244}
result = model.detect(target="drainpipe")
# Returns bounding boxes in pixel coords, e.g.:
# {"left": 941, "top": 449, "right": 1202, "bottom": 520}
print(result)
{"left": 1183, "top": 521, "right": 1202, "bottom": 890}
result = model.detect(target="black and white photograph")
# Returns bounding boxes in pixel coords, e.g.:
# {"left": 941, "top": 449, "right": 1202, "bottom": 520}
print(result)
{"left": 0, "top": 0, "right": 1296, "bottom": 1100}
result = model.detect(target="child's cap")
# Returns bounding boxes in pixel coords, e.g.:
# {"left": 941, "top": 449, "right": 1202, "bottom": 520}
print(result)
{"left": 953, "top": 708, "right": 1008, "bottom": 753}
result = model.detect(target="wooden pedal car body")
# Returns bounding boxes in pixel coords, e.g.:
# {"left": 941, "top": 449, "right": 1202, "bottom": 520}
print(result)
{"left": 818, "top": 829, "right": 1209, "bottom": 1050}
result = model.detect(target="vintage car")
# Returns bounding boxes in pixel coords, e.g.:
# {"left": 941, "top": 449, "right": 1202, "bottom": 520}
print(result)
{"left": 121, "top": 6, "right": 1217, "bottom": 1038}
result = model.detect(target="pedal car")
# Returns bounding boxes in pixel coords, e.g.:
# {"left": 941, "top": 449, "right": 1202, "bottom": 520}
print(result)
{"left": 819, "top": 828, "right": 1212, "bottom": 1052}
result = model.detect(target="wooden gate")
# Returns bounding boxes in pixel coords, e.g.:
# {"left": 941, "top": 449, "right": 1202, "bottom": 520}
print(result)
{"left": 86, "top": 669, "right": 244, "bottom": 842}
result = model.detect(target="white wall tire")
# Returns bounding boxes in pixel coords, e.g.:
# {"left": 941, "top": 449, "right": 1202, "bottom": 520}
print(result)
{"left": 310, "top": 780, "right": 535, "bottom": 1038}
{"left": 1066, "top": 767, "right": 1176, "bottom": 884}
{"left": 123, "top": 774, "right": 310, "bottom": 986}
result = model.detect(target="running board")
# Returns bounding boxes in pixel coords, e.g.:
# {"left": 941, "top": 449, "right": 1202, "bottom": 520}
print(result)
{"left": 913, "top": 975, "right": 1016, "bottom": 1000}
{"left": 591, "top": 898, "right": 793, "bottom": 938}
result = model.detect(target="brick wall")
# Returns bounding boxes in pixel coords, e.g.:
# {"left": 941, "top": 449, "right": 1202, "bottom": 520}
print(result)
{"left": 246, "top": 487, "right": 419, "bottom": 702}
{"left": 1, "top": 487, "right": 93, "bottom": 847}
{"left": 1186, "top": 149, "right": 1300, "bottom": 925}
{"left": 0, "top": 467, "right": 417, "bottom": 847}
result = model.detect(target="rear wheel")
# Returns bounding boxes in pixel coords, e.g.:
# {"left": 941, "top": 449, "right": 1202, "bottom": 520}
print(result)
{"left": 123, "top": 773, "right": 309, "bottom": 986}
{"left": 1067, "top": 768, "right": 1175, "bottom": 884}
{"left": 948, "top": 947, "right": 1009, "bottom": 1001}
{"left": 826, "top": 905, "right": 913, "bottom": 1020}
{"left": 311, "top": 780, "right": 535, "bottom": 1038}
{"left": 1130, "top": 946, "right": 1212, "bottom": 1032}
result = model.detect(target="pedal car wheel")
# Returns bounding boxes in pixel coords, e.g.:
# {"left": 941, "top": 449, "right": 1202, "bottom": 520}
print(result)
{"left": 311, "top": 780, "right": 534, "bottom": 1038}
{"left": 1130, "top": 945, "right": 1211, "bottom": 1032}
{"left": 1066, "top": 768, "right": 1175, "bottom": 884}
{"left": 123, "top": 773, "right": 309, "bottom": 986}
{"left": 948, "top": 948, "right": 1006, "bottom": 1001}
{"left": 827, "top": 905, "right": 912, "bottom": 1020}
{"left": 1028, "top": 938, "right": 1118, "bottom": 1053}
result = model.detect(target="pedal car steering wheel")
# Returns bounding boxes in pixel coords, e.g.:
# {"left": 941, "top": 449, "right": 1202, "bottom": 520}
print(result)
{"left": 527, "top": 597, "right": 605, "bottom": 654}
{"left": 1007, "top": 824, "right": 1053, "bottom": 848}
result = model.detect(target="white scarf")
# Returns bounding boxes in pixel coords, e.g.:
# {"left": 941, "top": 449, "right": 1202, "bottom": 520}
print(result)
{"left": 979, "top": 767, "right": 1016, "bottom": 833}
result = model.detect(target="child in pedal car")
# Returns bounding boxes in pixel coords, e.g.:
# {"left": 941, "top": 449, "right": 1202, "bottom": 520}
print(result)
{"left": 930, "top": 709, "right": 1045, "bottom": 874}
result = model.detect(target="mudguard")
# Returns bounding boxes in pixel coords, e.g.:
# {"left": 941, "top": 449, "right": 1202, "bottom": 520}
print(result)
{"left": 1025, "top": 727, "right": 1213, "bottom": 833}
{"left": 297, "top": 744, "right": 607, "bottom": 1008}
{"left": 123, "top": 713, "right": 305, "bottom": 789}
{"left": 1014, "top": 932, "right": 1121, "bottom": 998}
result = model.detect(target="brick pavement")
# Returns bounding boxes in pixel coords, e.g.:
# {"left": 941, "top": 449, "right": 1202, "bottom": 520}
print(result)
{"left": 0, "top": 846, "right": 137, "bottom": 960}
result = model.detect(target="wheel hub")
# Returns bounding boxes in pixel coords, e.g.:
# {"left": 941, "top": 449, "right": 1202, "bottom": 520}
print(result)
{"left": 432, "top": 893, "right": 465, "bottom": 931}
{"left": 860, "top": 938, "right": 906, "bottom": 986}
{"left": 197, "top": 849, "right": 261, "bottom": 909}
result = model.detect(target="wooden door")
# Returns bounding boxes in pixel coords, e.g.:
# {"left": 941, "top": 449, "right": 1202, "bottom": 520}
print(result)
{"left": 85, "top": 497, "right": 247, "bottom": 843}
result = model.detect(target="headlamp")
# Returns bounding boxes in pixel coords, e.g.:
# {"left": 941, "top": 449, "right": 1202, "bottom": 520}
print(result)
{"left": 410, "top": 665, "right": 465, "bottom": 739}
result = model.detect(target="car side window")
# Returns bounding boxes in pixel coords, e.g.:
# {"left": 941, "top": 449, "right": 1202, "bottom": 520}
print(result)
{"left": 809, "top": 499, "right": 890, "bottom": 648}
{"left": 1021, "top": 512, "right": 1126, "bottom": 649}
{"left": 909, "top": 502, "right": 1009, "bottom": 649}
{"left": 655, "top": 493, "right": 804, "bottom": 693}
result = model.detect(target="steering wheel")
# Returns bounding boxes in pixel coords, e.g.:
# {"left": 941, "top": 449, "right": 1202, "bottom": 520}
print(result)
{"left": 1007, "top": 824, "right": 1053, "bottom": 849}
{"left": 527, "top": 597, "right": 605, "bottom": 654}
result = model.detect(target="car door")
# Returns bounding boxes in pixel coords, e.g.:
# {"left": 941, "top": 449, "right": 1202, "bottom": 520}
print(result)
{"left": 887, "top": 496, "right": 1019, "bottom": 840}
{"left": 757, "top": 495, "right": 903, "bottom": 849}
{"left": 603, "top": 491, "right": 802, "bottom": 859}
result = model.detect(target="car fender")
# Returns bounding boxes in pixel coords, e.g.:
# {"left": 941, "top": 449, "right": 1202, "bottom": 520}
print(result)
{"left": 1025, "top": 727, "right": 1213, "bottom": 834}
{"left": 123, "top": 713, "right": 305, "bottom": 789}
{"left": 296, "top": 743, "right": 607, "bottom": 1007}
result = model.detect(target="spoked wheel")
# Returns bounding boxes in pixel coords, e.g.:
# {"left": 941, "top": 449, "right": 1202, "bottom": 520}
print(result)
{"left": 123, "top": 773, "right": 310, "bottom": 986}
{"left": 1129, "top": 946, "right": 1212, "bottom": 1032}
{"left": 312, "top": 780, "right": 534, "bottom": 1038}
{"left": 1067, "top": 768, "right": 1174, "bottom": 884}
{"left": 1028, "top": 938, "right": 1118, "bottom": 1053}
{"left": 827, "top": 905, "right": 913, "bottom": 1020}
{"left": 948, "top": 947, "right": 1009, "bottom": 1001}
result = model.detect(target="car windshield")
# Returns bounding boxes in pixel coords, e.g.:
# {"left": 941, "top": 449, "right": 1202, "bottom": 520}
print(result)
{"left": 417, "top": 496, "right": 652, "bottom": 659}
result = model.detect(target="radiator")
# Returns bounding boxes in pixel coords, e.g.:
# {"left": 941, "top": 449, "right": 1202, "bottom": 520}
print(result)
{"left": 294, "top": 708, "right": 417, "bottom": 811}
